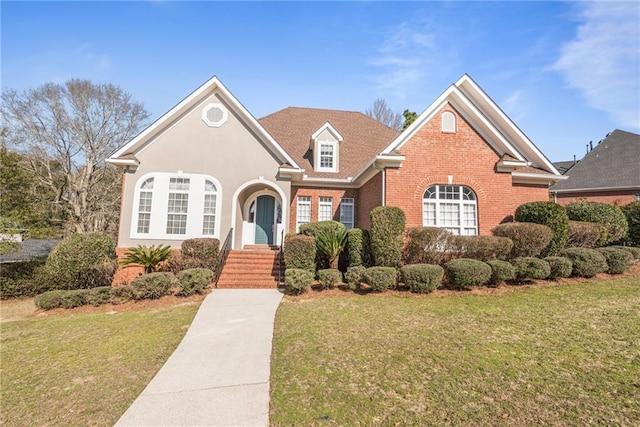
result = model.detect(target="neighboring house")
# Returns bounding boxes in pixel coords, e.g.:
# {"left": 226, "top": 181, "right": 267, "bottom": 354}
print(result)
{"left": 107, "top": 74, "right": 563, "bottom": 257}
{"left": 550, "top": 130, "right": 640, "bottom": 206}
{"left": 0, "top": 239, "right": 61, "bottom": 264}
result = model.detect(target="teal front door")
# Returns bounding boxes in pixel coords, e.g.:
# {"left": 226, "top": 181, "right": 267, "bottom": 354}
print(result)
{"left": 255, "top": 195, "right": 275, "bottom": 245}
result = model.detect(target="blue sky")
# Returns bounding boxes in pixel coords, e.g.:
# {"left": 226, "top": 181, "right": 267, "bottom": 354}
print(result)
{"left": 2, "top": 1, "right": 639, "bottom": 162}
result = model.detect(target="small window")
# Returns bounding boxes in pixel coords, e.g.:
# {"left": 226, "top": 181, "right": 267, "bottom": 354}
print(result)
{"left": 136, "top": 178, "right": 154, "bottom": 234}
{"left": 202, "top": 103, "right": 228, "bottom": 127}
{"left": 319, "top": 197, "right": 333, "bottom": 222}
{"left": 442, "top": 111, "right": 456, "bottom": 133}
{"left": 202, "top": 180, "right": 217, "bottom": 235}
{"left": 340, "top": 198, "right": 354, "bottom": 229}
{"left": 319, "top": 143, "right": 334, "bottom": 170}
{"left": 296, "top": 196, "right": 311, "bottom": 231}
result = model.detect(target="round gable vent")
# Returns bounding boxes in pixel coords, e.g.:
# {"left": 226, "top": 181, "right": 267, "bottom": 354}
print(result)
{"left": 202, "top": 103, "right": 228, "bottom": 127}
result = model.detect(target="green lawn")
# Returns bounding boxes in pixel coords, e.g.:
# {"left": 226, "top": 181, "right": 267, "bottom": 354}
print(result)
{"left": 271, "top": 274, "right": 640, "bottom": 426}
{"left": 1, "top": 304, "right": 199, "bottom": 426}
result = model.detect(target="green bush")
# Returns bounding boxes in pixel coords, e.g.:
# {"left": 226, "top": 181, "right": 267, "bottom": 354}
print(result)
{"left": 370, "top": 206, "right": 405, "bottom": 268}
{"left": 515, "top": 202, "right": 569, "bottom": 256}
{"left": 566, "top": 201, "right": 628, "bottom": 246}
{"left": 176, "top": 268, "right": 213, "bottom": 296}
{"left": 86, "top": 286, "right": 112, "bottom": 306}
{"left": 181, "top": 238, "right": 219, "bottom": 271}
{"left": 60, "top": 289, "right": 89, "bottom": 309}
{"left": 109, "top": 285, "right": 135, "bottom": 305}
{"left": 566, "top": 221, "right": 604, "bottom": 248}
{"left": 486, "top": 260, "right": 516, "bottom": 286}
{"left": 121, "top": 245, "right": 172, "bottom": 273}
{"left": 492, "top": 222, "right": 554, "bottom": 258}
{"left": 299, "top": 220, "right": 346, "bottom": 237}
{"left": 131, "top": 272, "right": 177, "bottom": 300}
{"left": 284, "top": 268, "right": 314, "bottom": 295}
{"left": 403, "top": 227, "right": 456, "bottom": 265}
{"left": 595, "top": 247, "right": 633, "bottom": 274}
{"left": 621, "top": 201, "right": 640, "bottom": 246}
{"left": 511, "top": 257, "right": 551, "bottom": 281}
{"left": 452, "top": 235, "right": 513, "bottom": 261}
{"left": 362, "top": 266, "right": 397, "bottom": 292}
{"left": 284, "top": 234, "right": 316, "bottom": 273}
{"left": 42, "top": 232, "right": 117, "bottom": 290}
{"left": 607, "top": 245, "right": 640, "bottom": 261}
{"left": 400, "top": 264, "right": 444, "bottom": 293}
{"left": 35, "top": 289, "right": 88, "bottom": 310}
{"left": 344, "top": 265, "right": 366, "bottom": 290}
{"left": 0, "top": 257, "right": 46, "bottom": 299}
{"left": 445, "top": 258, "right": 492, "bottom": 289}
{"left": 346, "top": 228, "right": 371, "bottom": 267}
{"left": 558, "top": 248, "right": 608, "bottom": 278}
{"left": 318, "top": 268, "right": 342, "bottom": 289}
{"left": 544, "top": 257, "right": 573, "bottom": 279}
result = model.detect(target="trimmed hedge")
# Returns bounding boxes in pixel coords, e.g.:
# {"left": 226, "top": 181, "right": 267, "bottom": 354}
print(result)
{"left": 558, "top": 248, "right": 608, "bottom": 278}
{"left": 621, "top": 201, "right": 640, "bottom": 246}
{"left": 362, "top": 266, "right": 397, "bottom": 292}
{"left": 608, "top": 245, "right": 640, "bottom": 261}
{"left": 566, "top": 221, "right": 603, "bottom": 248}
{"left": 511, "top": 257, "right": 551, "bottom": 281}
{"left": 131, "top": 272, "right": 177, "bottom": 300}
{"left": 403, "top": 227, "right": 456, "bottom": 265}
{"left": 515, "top": 202, "right": 569, "bottom": 256}
{"left": 544, "top": 256, "right": 573, "bottom": 279}
{"left": 86, "top": 286, "right": 112, "bottom": 306}
{"left": 445, "top": 258, "right": 492, "bottom": 290}
{"left": 176, "top": 268, "right": 213, "bottom": 296}
{"left": 400, "top": 264, "right": 444, "bottom": 293}
{"left": 486, "top": 260, "right": 516, "bottom": 286}
{"left": 109, "top": 285, "right": 135, "bottom": 305}
{"left": 0, "top": 257, "right": 47, "bottom": 299}
{"left": 566, "top": 201, "right": 628, "bottom": 246}
{"left": 370, "top": 206, "right": 405, "bottom": 268}
{"left": 181, "top": 238, "right": 219, "bottom": 271}
{"left": 346, "top": 228, "right": 371, "bottom": 267}
{"left": 284, "top": 268, "right": 314, "bottom": 294}
{"left": 35, "top": 289, "right": 88, "bottom": 310}
{"left": 318, "top": 268, "right": 342, "bottom": 289}
{"left": 492, "top": 222, "right": 553, "bottom": 258}
{"left": 40, "top": 232, "right": 117, "bottom": 290}
{"left": 284, "top": 234, "right": 316, "bottom": 273}
{"left": 595, "top": 247, "right": 633, "bottom": 274}
{"left": 453, "top": 235, "right": 513, "bottom": 261}
{"left": 344, "top": 265, "right": 366, "bottom": 290}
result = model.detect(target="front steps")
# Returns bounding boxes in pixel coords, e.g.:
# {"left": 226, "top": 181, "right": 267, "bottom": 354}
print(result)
{"left": 216, "top": 247, "right": 284, "bottom": 289}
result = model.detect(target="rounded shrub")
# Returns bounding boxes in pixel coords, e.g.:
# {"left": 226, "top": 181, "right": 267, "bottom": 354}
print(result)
{"left": 35, "top": 289, "right": 88, "bottom": 310}
{"left": 86, "top": 286, "right": 113, "bottom": 306}
{"left": 492, "top": 222, "right": 554, "bottom": 258}
{"left": 318, "top": 268, "right": 342, "bottom": 289}
{"left": 558, "top": 248, "right": 608, "bottom": 278}
{"left": 486, "top": 260, "right": 516, "bottom": 286}
{"left": 299, "top": 220, "right": 346, "bottom": 237}
{"left": 595, "top": 247, "right": 633, "bottom": 274}
{"left": 452, "top": 235, "right": 513, "bottom": 261}
{"left": 400, "top": 264, "right": 444, "bottom": 293}
{"left": 510, "top": 257, "right": 551, "bottom": 281}
{"left": 565, "top": 221, "right": 604, "bottom": 248}
{"left": 566, "top": 201, "right": 628, "bottom": 246}
{"left": 43, "top": 232, "right": 117, "bottom": 290}
{"left": 346, "top": 228, "right": 371, "bottom": 267}
{"left": 621, "top": 201, "right": 640, "bottom": 246}
{"left": 176, "top": 268, "right": 213, "bottom": 296}
{"left": 284, "top": 234, "right": 316, "bottom": 273}
{"left": 181, "top": 238, "right": 219, "bottom": 271}
{"left": 362, "top": 266, "right": 397, "bottom": 292}
{"left": 109, "top": 285, "right": 135, "bottom": 305}
{"left": 344, "top": 265, "right": 366, "bottom": 290}
{"left": 284, "top": 268, "right": 314, "bottom": 295}
{"left": 607, "top": 245, "right": 640, "bottom": 261}
{"left": 445, "top": 258, "right": 492, "bottom": 290}
{"left": 131, "top": 272, "right": 177, "bottom": 300}
{"left": 403, "top": 227, "right": 456, "bottom": 265}
{"left": 544, "top": 256, "right": 573, "bottom": 279}
{"left": 370, "top": 206, "right": 405, "bottom": 268}
{"left": 515, "top": 201, "right": 569, "bottom": 256}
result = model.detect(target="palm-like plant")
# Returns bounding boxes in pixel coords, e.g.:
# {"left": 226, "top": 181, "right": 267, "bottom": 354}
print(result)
{"left": 120, "top": 244, "right": 172, "bottom": 274}
{"left": 316, "top": 228, "right": 347, "bottom": 269}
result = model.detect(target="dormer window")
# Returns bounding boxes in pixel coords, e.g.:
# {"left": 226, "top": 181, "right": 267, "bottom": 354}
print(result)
{"left": 311, "top": 122, "right": 343, "bottom": 173}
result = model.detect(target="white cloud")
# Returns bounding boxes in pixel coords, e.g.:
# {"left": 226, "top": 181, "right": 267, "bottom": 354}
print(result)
{"left": 503, "top": 90, "right": 528, "bottom": 123}
{"left": 552, "top": 2, "right": 640, "bottom": 130}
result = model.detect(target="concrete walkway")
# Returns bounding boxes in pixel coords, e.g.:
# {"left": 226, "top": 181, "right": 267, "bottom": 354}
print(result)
{"left": 115, "top": 289, "right": 283, "bottom": 427}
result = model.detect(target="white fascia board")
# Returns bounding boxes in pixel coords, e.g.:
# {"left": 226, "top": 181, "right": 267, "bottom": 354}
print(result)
{"left": 311, "top": 122, "right": 344, "bottom": 142}
{"left": 106, "top": 158, "right": 139, "bottom": 166}
{"left": 348, "top": 153, "right": 405, "bottom": 185}
{"left": 550, "top": 185, "right": 640, "bottom": 193}
{"left": 511, "top": 171, "right": 567, "bottom": 184}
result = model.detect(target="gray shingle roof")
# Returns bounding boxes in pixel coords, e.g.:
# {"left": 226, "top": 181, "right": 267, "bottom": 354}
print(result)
{"left": 550, "top": 130, "right": 640, "bottom": 192}
{"left": 552, "top": 161, "right": 577, "bottom": 175}
{"left": 0, "top": 239, "right": 60, "bottom": 264}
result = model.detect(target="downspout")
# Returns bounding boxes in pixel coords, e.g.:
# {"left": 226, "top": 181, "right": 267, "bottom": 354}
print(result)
{"left": 381, "top": 168, "right": 386, "bottom": 206}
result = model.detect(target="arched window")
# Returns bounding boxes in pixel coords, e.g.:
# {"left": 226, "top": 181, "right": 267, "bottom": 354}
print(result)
{"left": 136, "top": 178, "right": 154, "bottom": 233}
{"left": 441, "top": 111, "right": 456, "bottom": 133}
{"left": 423, "top": 185, "right": 477, "bottom": 235}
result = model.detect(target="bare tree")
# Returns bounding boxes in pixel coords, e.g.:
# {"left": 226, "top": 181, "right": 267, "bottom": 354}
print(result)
{"left": 2, "top": 79, "right": 149, "bottom": 234}
{"left": 365, "top": 98, "right": 403, "bottom": 131}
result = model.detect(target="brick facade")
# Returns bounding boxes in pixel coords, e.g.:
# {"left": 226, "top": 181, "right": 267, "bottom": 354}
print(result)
{"left": 385, "top": 104, "right": 549, "bottom": 235}
{"left": 555, "top": 191, "right": 638, "bottom": 207}
{"left": 289, "top": 186, "right": 359, "bottom": 231}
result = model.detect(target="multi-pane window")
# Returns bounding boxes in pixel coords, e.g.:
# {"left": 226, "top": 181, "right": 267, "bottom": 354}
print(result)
{"left": 137, "top": 178, "right": 154, "bottom": 233}
{"left": 423, "top": 185, "right": 477, "bottom": 235}
{"left": 296, "top": 196, "right": 311, "bottom": 231}
{"left": 202, "top": 180, "right": 217, "bottom": 235}
{"left": 319, "top": 197, "right": 333, "bottom": 222}
{"left": 166, "top": 178, "right": 190, "bottom": 234}
{"left": 319, "top": 143, "right": 334, "bottom": 169}
{"left": 339, "top": 198, "right": 354, "bottom": 229}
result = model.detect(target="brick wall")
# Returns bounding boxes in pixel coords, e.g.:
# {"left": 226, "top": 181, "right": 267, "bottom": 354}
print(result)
{"left": 289, "top": 186, "right": 359, "bottom": 231}
{"left": 555, "top": 191, "right": 638, "bottom": 206}
{"left": 385, "top": 104, "right": 549, "bottom": 235}
{"left": 357, "top": 172, "right": 383, "bottom": 230}
{"left": 113, "top": 247, "right": 143, "bottom": 285}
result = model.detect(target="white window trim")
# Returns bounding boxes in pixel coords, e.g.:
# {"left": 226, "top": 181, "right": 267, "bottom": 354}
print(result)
{"left": 296, "top": 196, "right": 312, "bottom": 232}
{"left": 201, "top": 102, "right": 229, "bottom": 127}
{"left": 422, "top": 185, "right": 477, "bottom": 235}
{"left": 315, "top": 140, "right": 338, "bottom": 172}
{"left": 131, "top": 172, "right": 222, "bottom": 240}
{"left": 318, "top": 197, "right": 333, "bottom": 222}
{"left": 340, "top": 198, "right": 355, "bottom": 229}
